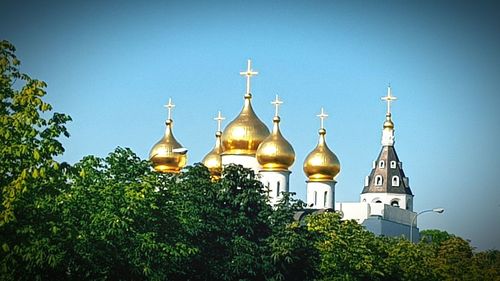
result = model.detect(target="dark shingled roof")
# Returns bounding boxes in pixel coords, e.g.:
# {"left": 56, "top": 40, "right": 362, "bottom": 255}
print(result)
{"left": 361, "top": 146, "right": 413, "bottom": 195}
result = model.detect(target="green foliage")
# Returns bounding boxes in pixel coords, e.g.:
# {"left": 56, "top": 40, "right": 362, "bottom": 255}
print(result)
{"left": 0, "top": 40, "right": 71, "bottom": 225}
{"left": 306, "top": 213, "right": 390, "bottom": 281}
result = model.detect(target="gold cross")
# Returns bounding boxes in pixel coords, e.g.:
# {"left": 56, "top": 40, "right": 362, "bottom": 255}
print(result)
{"left": 239, "top": 59, "right": 258, "bottom": 95}
{"left": 317, "top": 107, "right": 328, "bottom": 129}
{"left": 214, "top": 111, "right": 225, "bottom": 132}
{"left": 164, "top": 97, "right": 175, "bottom": 120}
{"left": 381, "top": 85, "right": 397, "bottom": 115}
{"left": 271, "top": 94, "right": 283, "bottom": 117}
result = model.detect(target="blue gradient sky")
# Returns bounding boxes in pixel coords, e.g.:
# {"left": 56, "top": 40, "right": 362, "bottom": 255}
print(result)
{"left": 2, "top": 1, "right": 499, "bottom": 250}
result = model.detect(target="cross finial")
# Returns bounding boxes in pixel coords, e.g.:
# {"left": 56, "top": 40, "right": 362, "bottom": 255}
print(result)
{"left": 381, "top": 85, "right": 397, "bottom": 115}
{"left": 271, "top": 94, "right": 283, "bottom": 117}
{"left": 164, "top": 97, "right": 175, "bottom": 120}
{"left": 317, "top": 107, "right": 328, "bottom": 129}
{"left": 239, "top": 59, "right": 258, "bottom": 95}
{"left": 214, "top": 110, "right": 225, "bottom": 132}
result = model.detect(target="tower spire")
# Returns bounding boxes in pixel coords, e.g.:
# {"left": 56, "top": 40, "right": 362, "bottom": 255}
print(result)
{"left": 381, "top": 86, "right": 396, "bottom": 146}
{"left": 381, "top": 85, "right": 397, "bottom": 116}
{"left": 240, "top": 59, "right": 259, "bottom": 98}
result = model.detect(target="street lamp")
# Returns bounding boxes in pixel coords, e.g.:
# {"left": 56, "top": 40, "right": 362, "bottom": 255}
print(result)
{"left": 409, "top": 208, "right": 444, "bottom": 243}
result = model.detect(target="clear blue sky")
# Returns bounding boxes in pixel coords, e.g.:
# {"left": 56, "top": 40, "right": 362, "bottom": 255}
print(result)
{"left": 2, "top": 0, "right": 499, "bottom": 250}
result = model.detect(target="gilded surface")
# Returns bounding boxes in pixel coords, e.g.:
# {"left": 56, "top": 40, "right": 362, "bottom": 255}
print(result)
{"left": 202, "top": 132, "right": 223, "bottom": 177}
{"left": 222, "top": 95, "right": 270, "bottom": 155}
{"left": 149, "top": 120, "right": 187, "bottom": 173}
{"left": 303, "top": 129, "right": 340, "bottom": 181}
{"left": 256, "top": 117, "right": 295, "bottom": 171}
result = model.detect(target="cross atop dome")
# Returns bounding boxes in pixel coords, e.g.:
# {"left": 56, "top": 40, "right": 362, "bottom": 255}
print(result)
{"left": 381, "top": 85, "right": 397, "bottom": 115}
{"left": 240, "top": 59, "right": 258, "bottom": 96}
{"left": 317, "top": 107, "right": 328, "bottom": 129}
{"left": 214, "top": 111, "right": 225, "bottom": 132}
{"left": 164, "top": 98, "right": 175, "bottom": 120}
{"left": 271, "top": 94, "right": 283, "bottom": 117}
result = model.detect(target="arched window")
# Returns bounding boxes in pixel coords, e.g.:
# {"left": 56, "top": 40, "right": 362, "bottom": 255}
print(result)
{"left": 391, "top": 200, "right": 399, "bottom": 207}
{"left": 375, "top": 200, "right": 382, "bottom": 203}
{"left": 392, "top": 176, "right": 400, "bottom": 186}
{"left": 375, "top": 175, "right": 383, "bottom": 186}
{"left": 379, "top": 161, "right": 385, "bottom": 168}
{"left": 276, "top": 181, "right": 281, "bottom": 197}
{"left": 390, "top": 161, "right": 397, "bottom": 169}
{"left": 324, "top": 191, "right": 328, "bottom": 206}
{"left": 314, "top": 191, "right": 317, "bottom": 206}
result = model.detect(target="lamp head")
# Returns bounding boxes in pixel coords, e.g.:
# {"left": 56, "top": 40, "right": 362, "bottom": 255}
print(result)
{"left": 432, "top": 208, "right": 445, "bottom": 213}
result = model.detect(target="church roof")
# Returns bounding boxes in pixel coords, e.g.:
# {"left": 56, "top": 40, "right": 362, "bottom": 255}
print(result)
{"left": 361, "top": 145, "right": 412, "bottom": 195}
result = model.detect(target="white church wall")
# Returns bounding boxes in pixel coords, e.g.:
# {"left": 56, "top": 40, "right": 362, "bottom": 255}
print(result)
{"left": 222, "top": 154, "right": 261, "bottom": 174}
{"left": 259, "top": 170, "right": 290, "bottom": 206}
{"left": 360, "top": 193, "right": 413, "bottom": 211}
{"left": 306, "top": 181, "right": 335, "bottom": 209}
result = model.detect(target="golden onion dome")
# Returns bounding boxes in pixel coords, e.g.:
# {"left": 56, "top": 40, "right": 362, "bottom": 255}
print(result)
{"left": 256, "top": 116, "right": 295, "bottom": 171}
{"left": 201, "top": 131, "right": 223, "bottom": 178}
{"left": 149, "top": 119, "right": 187, "bottom": 173}
{"left": 303, "top": 128, "right": 340, "bottom": 181}
{"left": 222, "top": 94, "right": 270, "bottom": 155}
{"left": 383, "top": 114, "right": 394, "bottom": 129}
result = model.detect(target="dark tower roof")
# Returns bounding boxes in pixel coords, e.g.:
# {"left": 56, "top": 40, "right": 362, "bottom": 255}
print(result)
{"left": 362, "top": 145, "right": 412, "bottom": 195}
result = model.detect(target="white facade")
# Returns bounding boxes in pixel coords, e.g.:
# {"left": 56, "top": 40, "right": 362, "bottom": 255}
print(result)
{"left": 259, "top": 170, "right": 291, "bottom": 206}
{"left": 360, "top": 192, "right": 413, "bottom": 211}
{"left": 335, "top": 202, "right": 416, "bottom": 226}
{"left": 221, "top": 154, "right": 261, "bottom": 174}
{"left": 306, "top": 180, "right": 336, "bottom": 209}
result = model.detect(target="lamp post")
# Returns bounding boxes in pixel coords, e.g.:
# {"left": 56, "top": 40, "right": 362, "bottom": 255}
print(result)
{"left": 409, "top": 208, "right": 444, "bottom": 243}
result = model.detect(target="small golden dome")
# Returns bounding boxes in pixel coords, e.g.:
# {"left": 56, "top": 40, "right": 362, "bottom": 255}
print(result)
{"left": 256, "top": 116, "right": 295, "bottom": 171}
{"left": 149, "top": 119, "right": 187, "bottom": 173}
{"left": 303, "top": 128, "right": 340, "bottom": 181}
{"left": 202, "top": 131, "right": 223, "bottom": 178}
{"left": 222, "top": 94, "right": 270, "bottom": 155}
{"left": 383, "top": 114, "right": 394, "bottom": 129}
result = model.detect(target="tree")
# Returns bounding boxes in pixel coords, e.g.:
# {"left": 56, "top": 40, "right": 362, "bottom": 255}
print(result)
{"left": 306, "top": 212, "right": 391, "bottom": 281}
{"left": 0, "top": 40, "right": 71, "bottom": 280}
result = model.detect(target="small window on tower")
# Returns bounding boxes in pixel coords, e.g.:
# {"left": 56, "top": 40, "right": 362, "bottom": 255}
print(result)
{"left": 379, "top": 161, "right": 385, "bottom": 168}
{"left": 375, "top": 175, "right": 383, "bottom": 186}
{"left": 277, "top": 182, "right": 281, "bottom": 197}
{"left": 314, "top": 191, "right": 317, "bottom": 206}
{"left": 391, "top": 200, "right": 399, "bottom": 207}
{"left": 390, "top": 161, "right": 396, "bottom": 169}
{"left": 324, "top": 191, "right": 328, "bottom": 207}
{"left": 392, "top": 176, "right": 400, "bottom": 186}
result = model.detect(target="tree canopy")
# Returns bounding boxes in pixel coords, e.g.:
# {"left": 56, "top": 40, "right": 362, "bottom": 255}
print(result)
{"left": 1, "top": 40, "right": 498, "bottom": 280}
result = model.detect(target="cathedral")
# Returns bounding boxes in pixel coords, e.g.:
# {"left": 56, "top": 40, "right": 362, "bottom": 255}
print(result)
{"left": 149, "top": 60, "right": 419, "bottom": 241}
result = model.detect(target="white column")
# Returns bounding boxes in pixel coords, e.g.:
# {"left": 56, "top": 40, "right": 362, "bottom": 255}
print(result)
{"left": 259, "top": 170, "right": 290, "bottom": 206}
{"left": 306, "top": 180, "right": 336, "bottom": 209}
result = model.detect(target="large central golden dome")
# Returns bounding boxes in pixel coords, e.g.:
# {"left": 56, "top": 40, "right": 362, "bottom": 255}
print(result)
{"left": 222, "top": 94, "right": 270, "bottom": 155}
{"left": 303, "top": 128, "right": 340, "bottom": 181}
{"left": 256, "top": 116, "right": 295, "bottom": 171}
